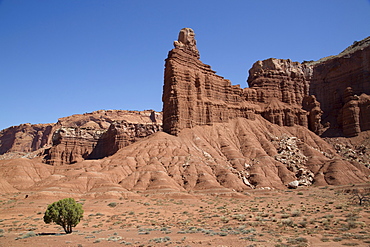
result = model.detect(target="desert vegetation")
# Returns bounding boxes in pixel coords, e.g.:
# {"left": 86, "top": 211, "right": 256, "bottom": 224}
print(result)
{"left": 0, "top": 184, "right": 370, "bottom": 246}
{"left": 43, "top": 198, "right": 84, "bottom": 234}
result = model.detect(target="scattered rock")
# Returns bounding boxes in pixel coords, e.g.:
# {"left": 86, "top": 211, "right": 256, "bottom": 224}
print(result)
{"left": 288, "top": 180, "right": 299, "bottom": 189}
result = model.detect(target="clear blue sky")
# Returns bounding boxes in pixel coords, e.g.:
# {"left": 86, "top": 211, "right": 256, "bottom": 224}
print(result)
{"left": 1, "top": 0, "right": 369, "bottom": 130}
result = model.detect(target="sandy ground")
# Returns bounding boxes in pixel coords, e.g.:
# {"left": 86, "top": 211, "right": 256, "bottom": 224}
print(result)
{"left": 0, "top": 185, "right": 370, "bottom": 247}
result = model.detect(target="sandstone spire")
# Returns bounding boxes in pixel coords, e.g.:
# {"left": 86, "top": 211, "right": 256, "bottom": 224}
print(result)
{"left": 163, "top": 28, "right": 314, "bottom": 136}
{"left": 173, "top": 28, "right": 200, "bottom": 58}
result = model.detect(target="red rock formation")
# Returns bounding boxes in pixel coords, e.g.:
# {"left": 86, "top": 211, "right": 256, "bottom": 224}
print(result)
{"left": 164, "top": 29, "right": 369, "bottom": 138}
{"left": 162, "top": 28, "right": 260, "bottom": 135}
{"left": 45, "top": 120, "right": 162, "bottom": 165}
{"left": 302, "top": 95, "right": 326, "bottom": 135}
{"left": 339, "top": 87, "right": 361, "bottom": 137}
{"left": 159, "top": 28, "right": 369, "bottom": 191}
{"left": 359, "top": 93, "right": 370, "bottom": 131}
{"left": 248, "top": 58, "right": 314, "bottom": 128}
{"left": 163, "top": 28, "right": 319, "bottom": 135}
{"left": 44, "top": 111, "right": 162, "bottom": 165}
{"left": 0, "top": 123, "right": 54, "bottom": 155}
{"left": 309, "top": 37, "right": 370, "bottom": 136}
{"left": 248, "top": 58, "right": 311, "bottom": 105}
{"left": 0, "top": 110, "right": 162, "bottom": 165}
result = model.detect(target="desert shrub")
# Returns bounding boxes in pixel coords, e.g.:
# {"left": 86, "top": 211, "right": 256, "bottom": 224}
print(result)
{"left": 15, "top": 231, "right": 36, "bottom": 240}
{"left": 298, "top": 221, "right": 308, "bottom": 228}
{"left": 43, "top": 198, "right": 84, "bottom": 234}
{"left": 232, "top": 214, "right": 246, "bottom": 221}
{"left": 324, "top": 214, "right": 334, "bottom": 219}
{"left": 291, "top": 209, "right": 301, "bottom": 217}
{"left": 332, "top": 237, "right": 343, "bottom": 242}
{"left": 220, "top": 216, "right": 229, "bottom": 223}
{"left": 150, "top": 236, "right": 171, "bottom": 243}
{"left": 281, "top": 214, "right": 290, "bottom": 219}
{"left": 218, "top": 232, "right": 228, "bottom": 236}
{"left": 347, "top": 220, "right": 357, "bottom": 229}
{"left": 287, "top": 237, "right": 308, "bottom": 244}
{"left": 349, "top": 189, "right": 370, "bottom": 206}
{"left": 281, "top": 218, "right": 294, "bottom": 227}
{"left": 107, "top": 202, "right": 117, "bottom": 208}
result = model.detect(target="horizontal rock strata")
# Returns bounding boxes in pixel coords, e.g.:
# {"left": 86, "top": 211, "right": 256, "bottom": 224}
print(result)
{"left": 163, "top": 28, "right": 323, "bottom": 136}
{"left": 309, "top": 37, "right": 370, "bottom": 136}
{"left": 0, "top": 110, "right": 162, "bottom": 165}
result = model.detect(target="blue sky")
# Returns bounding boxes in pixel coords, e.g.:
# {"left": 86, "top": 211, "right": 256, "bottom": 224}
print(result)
{"left": 0, "top": 0, "right": 369, "bottom": 130}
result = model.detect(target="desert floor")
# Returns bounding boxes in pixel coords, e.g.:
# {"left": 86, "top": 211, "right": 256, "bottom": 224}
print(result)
{"left": 0, "top": 184, "right": 369, "bottom": 247}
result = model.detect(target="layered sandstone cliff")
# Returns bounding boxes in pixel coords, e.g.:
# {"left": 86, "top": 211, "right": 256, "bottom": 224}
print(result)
{"left": 0, "top": 123, "right": 54, "bottom": 157}
{"left": 0, "top": 110, "right": 162, "bottom": 164}
{"left": 159, "top": 28, "right": 369, "bottom": 191}
{"left": 163, "top": 29, "right": 369, "bottom": 138}
{"left": 163, "top": 28, "right": 323, "bottom": 136}
{"left": 309, "top": 37, "right": 370, "bottom": 137}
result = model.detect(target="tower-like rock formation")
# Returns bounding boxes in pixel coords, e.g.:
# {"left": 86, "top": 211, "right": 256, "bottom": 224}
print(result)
{"left": 162, "top": 28, "right": 259, "bottom": 135}
{"left": 163, "top": 28, "right": 370, "bottom": 137}
{"left": 163, "top": 28, "right": 321, "bottom": 135}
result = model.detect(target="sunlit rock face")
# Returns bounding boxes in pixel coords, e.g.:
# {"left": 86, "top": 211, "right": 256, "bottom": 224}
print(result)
{"left": 164, "top": 29, "right": 370, "bottom": 138}
{"left": 0, "top": 110, "right": 162, "bottom": 165}
{"left": 163, "top": 28, "right": 320, "bottom": 136}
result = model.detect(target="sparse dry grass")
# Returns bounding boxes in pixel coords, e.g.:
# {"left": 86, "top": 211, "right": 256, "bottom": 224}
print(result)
{"left": 0, "top": 184, "right": 370, "bottom": 246}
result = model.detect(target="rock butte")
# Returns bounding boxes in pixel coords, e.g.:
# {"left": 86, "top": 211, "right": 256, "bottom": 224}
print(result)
{"left": 0, "top": 28, "right": 369, "bottom": 197}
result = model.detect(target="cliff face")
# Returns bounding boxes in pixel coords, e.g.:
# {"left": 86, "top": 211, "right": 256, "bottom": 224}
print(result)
{"left": 163, "top": 28, "right": 323, "bottom": 136}
{"left": 163, "top": 29, "right": 370, "bottom": 138}
{"left": 0, "top": 123, "right": 54, "bottom": 155}
{"left": 158, "top": 28, "right": 369, "bottom": 190}
{"left": 0, "top": 110, "right": 162, "bottom": 165}
{"left": 248, "top": 58, "right": 311, "bottom": 105}
{"left": 44, "top": 120, "right": 162, "bottom": 165}
{"left": 163, "top": 44, "right": 259, "bottom": 135}
{"left": 309, "top": 37, "right": 370, "bottom": 137}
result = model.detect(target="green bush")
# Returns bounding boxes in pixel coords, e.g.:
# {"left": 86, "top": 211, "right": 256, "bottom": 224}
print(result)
{"left": 43, "top": 198, "right": 84, "bottom": 234}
